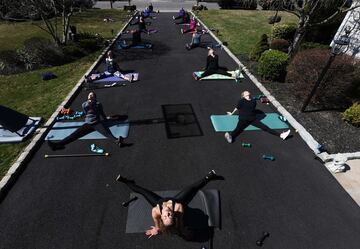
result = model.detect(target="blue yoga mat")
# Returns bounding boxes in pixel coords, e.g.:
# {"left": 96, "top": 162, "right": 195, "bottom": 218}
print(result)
{"left": 117, "top": 43, "right": 153, "bottom": 49}
{"left": 46, "top": 121, "right": 129, "bottom": 140}
{"left": 210, "top": 113, "right": 289, "bottom": 132}
{"left": 92, "top": 73, "right": 139, "bottom": 84}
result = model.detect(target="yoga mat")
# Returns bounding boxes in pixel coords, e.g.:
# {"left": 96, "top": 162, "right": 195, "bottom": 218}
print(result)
{"left": 116, "top": 42, "right": 153, "bottom": 49}
{"left": 0, "top": 117, "right": 42, "bottom": 143}
{"left": 210, "top": 113, "right": 289, "bottom": 132}
{"left": 193, "top": 71, "right": 244, "bottom": 80}
{"left": 125, "top": 189, "right": 220, "bottom": 233}
{"left": 92, "top": 73, "right": 139, "bottom": 84}
{"left": 46, "top": 120, "right": 129, "bottom": 140}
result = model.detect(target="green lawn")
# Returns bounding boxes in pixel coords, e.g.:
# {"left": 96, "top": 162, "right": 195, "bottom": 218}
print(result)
{"left": 0, "top": 9, "right": 129, "bottom": 178}
{"left": 197, "top": 10, "right": 298, "bottom": 57}
{"left": 0, "top": 9, "right": 129, "bottom": 52}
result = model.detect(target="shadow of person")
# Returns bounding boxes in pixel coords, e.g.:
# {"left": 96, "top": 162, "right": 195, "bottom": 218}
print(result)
{"left": 178, "top": 207, "right": 214, "bottom": 242}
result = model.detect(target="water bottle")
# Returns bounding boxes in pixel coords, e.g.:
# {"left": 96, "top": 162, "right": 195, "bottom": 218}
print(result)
{"left": 262, "top": 155, "right": 275, "bottom": 161}
{"left": 241, "top": 143, "right": 251, "bottom": 147}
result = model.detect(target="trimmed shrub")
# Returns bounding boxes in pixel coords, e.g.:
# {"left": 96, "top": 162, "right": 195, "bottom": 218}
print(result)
{"left": 218, "top": 0, "right": 257, "bottom": 9}
{"left": 0, "top": 50, "right": 24, "bottom": 75}
{"left": 286, "top": 48, "right": 360, "bottom": 109}
{"left": 258, "top": 49, "right": 289, "bottom": 81}
{"left": 300, "top": 42, "right": 330, "bottom": 51}
{"left": 270, "top": 38, "right": 289, "bottom": 53}
{"left": 78, "top": 38, "right": 100, "bottom": 52}
{"left": 62, "top": 44, "right": 85, "bottom": 58}
{"left": 17, "top": 37, "right": 65, "bottom": 70}
{"left": 342, "top": 103, "right": 360, "bottom": 127}
{"left": 271, "top": 23, "right": 297, "bottom": 41}
{"left": 249, "top": 34, "right": 269, "bottom": 61}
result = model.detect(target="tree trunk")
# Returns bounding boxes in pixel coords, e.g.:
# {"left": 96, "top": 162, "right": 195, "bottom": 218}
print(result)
{"left": 288, "top": 16, "right": 309, "bottom": 59}
{"left": 110, "top": 1, "right": 113, "bottom": 9}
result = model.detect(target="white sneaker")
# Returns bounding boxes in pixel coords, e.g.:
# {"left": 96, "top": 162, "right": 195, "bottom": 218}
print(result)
{"left": 280, "top": 130, "right": 291, "bottom": 140}
{"left": 225, "top": 132, "right": 232, "bottom": 143}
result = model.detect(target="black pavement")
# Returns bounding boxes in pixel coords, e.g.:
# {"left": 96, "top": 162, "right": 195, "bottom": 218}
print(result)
{"left": 1, "top": 13, "right": 360, "bottom": 249}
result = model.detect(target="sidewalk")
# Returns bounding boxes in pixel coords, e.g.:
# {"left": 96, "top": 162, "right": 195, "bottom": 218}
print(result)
{"left": 335, "top": 160, "right": 360, "bottom": 206}
{"left": 95, "top": 0, "right": 220, "bottom": 11}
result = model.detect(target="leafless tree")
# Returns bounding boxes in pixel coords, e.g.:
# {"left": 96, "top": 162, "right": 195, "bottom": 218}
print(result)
{"left": 249, "top": 0, "right": 360, "bottom": 58}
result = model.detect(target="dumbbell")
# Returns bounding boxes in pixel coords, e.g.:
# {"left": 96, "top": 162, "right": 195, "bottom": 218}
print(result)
{"left": 241, "top": 143, "right": 251, "bottom": 148}
{"left": 262, "top": 155, "right": 275, "bottom": 161}
{"left": 256, "top": 231, "right": 270, "bottom": 246}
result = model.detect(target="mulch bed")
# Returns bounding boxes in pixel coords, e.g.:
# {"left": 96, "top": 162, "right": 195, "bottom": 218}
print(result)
{"left": 264, "top": 81, "right": 360, "bottom": 154}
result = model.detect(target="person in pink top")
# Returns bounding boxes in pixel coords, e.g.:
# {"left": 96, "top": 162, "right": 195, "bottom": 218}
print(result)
{"left": 181, "top": 16, "right": 199, "bottom": 34}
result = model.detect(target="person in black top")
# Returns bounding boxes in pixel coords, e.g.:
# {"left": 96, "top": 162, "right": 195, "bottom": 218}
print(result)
{"left": 131, "top": 15, "right": 150, "bottom": 34}
{"left": 194, "top": 48, "right": 232, "bottom": 80}
{"left": 225, "top": 90, "right": 291, "bottom": 143}
{"left": 48, "top": 92, "right": 124, "bottom": 150}
{"left": 116, "top": 170, "right": 224, "bottom": 238}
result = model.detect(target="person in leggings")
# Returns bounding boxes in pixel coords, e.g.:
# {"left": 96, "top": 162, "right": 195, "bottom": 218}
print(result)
{"left": 224, "top": 90, "right": 291, "bottom": 143}
{"left": 48, "top": 92, "right": 124, "bottom": 150}
{"left": 194, "top": 48, "right": 232, "bottom": 80}
{"left": 116, "top": 170, "right": 224, "bottom": 238}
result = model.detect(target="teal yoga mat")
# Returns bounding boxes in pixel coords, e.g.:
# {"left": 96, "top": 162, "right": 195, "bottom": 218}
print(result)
{"left": 193, "top": 71, "right": 244, "bottom": 81}
{"left": 210, "top": 113, "right": 289, "bottom": 132}
{"left": 46, "top": 121, "right": 129, "bottom": 140}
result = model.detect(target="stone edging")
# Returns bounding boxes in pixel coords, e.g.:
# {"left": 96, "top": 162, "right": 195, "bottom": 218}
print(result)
{"left": 0, "top": 12, "right": 137, "bottom": 199}
{"left": 192, "top": 11, "right": 360, "bottom": 167}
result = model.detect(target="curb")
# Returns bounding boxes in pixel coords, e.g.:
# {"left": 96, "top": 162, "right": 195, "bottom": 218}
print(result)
{"left": 0, "top": 12, "right": 137, "bottom": 200}
{"left": 192, "top": 11, "right": 360, "bottom": 169}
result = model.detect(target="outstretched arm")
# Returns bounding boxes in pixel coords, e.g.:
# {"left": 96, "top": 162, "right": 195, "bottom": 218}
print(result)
{"left": 227, "top": 108, "right": 238, "bottom": 115}
{"left": 146, "top": 207, "right": 161, "bottom": 238}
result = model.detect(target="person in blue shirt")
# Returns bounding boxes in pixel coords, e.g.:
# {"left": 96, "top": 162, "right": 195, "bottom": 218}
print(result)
{"left": 48, "top": 92, "right": 124, "bottom": 150}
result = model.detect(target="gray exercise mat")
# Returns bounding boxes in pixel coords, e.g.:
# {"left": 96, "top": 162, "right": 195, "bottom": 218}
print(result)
{"left": 125, "top": 189, "right": 220, "bottom": 233}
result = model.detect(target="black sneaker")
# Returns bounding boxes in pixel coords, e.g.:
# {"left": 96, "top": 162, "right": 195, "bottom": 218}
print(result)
{"left": 114, "top": 136, "right": 124, "bottom": 146}
{"left": 206, "top": 170, "right": 225, "bottom": 181}
{"left": 115, "top": 174, "right": 134, "bottom": 183}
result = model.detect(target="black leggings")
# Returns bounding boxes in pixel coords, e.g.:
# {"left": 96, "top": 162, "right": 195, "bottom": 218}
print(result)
{"left": 54, "top": 121, "right": 116, "bottom": 146}
{"left": 200, "top": 68, "right": 231, "bottom": 78}
{"left": 122, "top": 176, "right": 211, "bottom": 207}
{"left": 230, "top": 118, "right": 280, "bottom": 139}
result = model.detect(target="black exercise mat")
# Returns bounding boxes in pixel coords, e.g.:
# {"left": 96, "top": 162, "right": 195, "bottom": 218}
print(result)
{"left": 162, "top": 104, "right": 203, "bottom": 139}
{"left": 125, "top": 189, "right": 220, "bottom": 233}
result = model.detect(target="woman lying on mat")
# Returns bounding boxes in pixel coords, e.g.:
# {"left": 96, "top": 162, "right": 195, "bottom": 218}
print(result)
{"left": 224, "top": 90, "right": 291, "bottom": 143}
{"left": 48, "top": 92, "right": 125, "bottom": 150}
{"left": 105, "top": 51, "right": 133, "bottom": 82}
{"left": 116, "top": 170, "right": 224, "bottom": 238}
{"left": 181, "top": 16, "right": 199, "bottom": 34}
{"left": 193, "top": 48, "right": 232, "bottom": 80}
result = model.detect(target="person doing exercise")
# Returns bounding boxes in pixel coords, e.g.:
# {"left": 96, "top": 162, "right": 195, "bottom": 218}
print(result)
{"left": 181, "top": 16, "right": 199, "bottom": 34}
{"left": 194, "top": 48, "right": 232, "bottom": 80}
{"left": 173, "top": 8, "right": 185, "bottom": 20}
{"left": 116, "top": 170, "right": 224, "bottom": 238}
{"left": 131, "top": 15, "right": 150, "bottom": 34}
{"left": 224, "top": 90, "right": 291, "bottom": 143}
{"left": 105, "top": 51, "right": 133, "bottom": 82}
{"left": 48, "top": 92, "right": 125, "bottom": 150}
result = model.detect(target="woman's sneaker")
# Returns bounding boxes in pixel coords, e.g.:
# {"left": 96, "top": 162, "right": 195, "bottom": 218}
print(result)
{"left": 280, "top": 130, "right": 291, "bottom": 140}
{"left": 225, "top": 132, "right": 232, "bottom": 143}
{"left": 206, "top": 170, "right": 225, "bottom": 180}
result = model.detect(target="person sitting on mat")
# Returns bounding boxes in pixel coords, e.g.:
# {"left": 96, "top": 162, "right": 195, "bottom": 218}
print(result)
{"left": 224, "top": 90, "right": 291, "bottom": 143}
{"left": 185, "top": 29, "right": 202, "bottom": 50}
{"left": 181, "top": 16, "right": 199, "bottom": 34}
{"left": 131, "top": 15, "right": 150, "bottom": 34}
{"left": 193, "top": 48, "right": 232, "bottom": 80}
{"left": 48, "top": 92, "right": 125, "bottom": 150}
{"left": 173, "top": 8, "right": 185, "bottom": 20}
{"left": 105, "top": 51, "right": 133, "bottom": 82}
{"left": 116, "top": 170, "right": 224, "bottom": 238}
{"left": 174, "top": 11, "right": 190, "bottom": 25}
